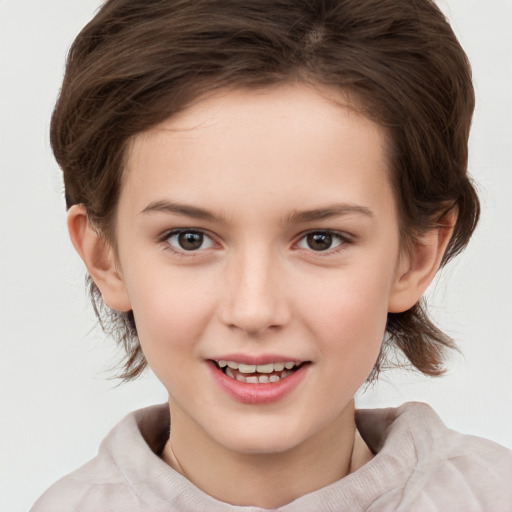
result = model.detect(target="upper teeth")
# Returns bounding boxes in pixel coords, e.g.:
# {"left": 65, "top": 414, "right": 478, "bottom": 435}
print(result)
{"left": 217, "top": 361, "right": 298, "bottom": 373}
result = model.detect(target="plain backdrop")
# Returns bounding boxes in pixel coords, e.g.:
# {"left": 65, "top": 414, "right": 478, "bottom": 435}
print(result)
{"left": 1, "top": 1, "right": 511, "bottom": 511}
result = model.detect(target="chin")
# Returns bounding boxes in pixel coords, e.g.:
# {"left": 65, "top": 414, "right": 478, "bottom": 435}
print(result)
{"left": 211, "top": 417, "right": 317, "bottom": 456}
{"left": 223, "top": 435, "right": 303, "bottom": 456}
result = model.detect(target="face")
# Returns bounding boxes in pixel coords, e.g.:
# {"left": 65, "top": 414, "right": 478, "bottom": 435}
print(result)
{"left": 114, "top": 83, "right": 403, "bottom": 454}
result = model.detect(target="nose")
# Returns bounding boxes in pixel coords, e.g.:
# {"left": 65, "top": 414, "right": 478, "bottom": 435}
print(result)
{"left": 219, "top": 247, "right": 291, "bottom": 336}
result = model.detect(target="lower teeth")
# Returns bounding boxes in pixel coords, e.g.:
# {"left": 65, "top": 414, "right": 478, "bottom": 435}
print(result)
{"left": 224, "top": 366, "right": 293, "bottom": 383}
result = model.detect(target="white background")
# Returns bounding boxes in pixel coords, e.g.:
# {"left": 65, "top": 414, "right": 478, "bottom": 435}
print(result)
{"left": 1, "top": 1, "right": 511, "bottom": 510}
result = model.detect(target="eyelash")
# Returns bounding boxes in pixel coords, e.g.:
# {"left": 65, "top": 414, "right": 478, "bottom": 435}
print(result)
{"left": 295, "top": 230, "right": 352, "bottom": 256}
{"left": 159, "top": 229, "right": 217, "bottom": 257}
{"left": 159, "top": 229, "right": 353, "bottom": 257}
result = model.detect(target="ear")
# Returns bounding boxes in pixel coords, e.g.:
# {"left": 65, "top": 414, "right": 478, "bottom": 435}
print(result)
{"left": 67, "top": 205, "right": 132, "bottom": 312}
{"left": 388, "top": 210, "right": 456, "bottom": 313}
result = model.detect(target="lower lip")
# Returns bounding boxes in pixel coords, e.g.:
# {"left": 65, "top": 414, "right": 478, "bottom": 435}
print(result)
{"left": 207, "top": 362, "right": 309, "bottom": 404}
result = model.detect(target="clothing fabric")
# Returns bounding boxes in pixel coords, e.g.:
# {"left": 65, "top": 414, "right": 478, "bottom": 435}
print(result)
{"left": 31, "top": 402, "right": 512, "bottom": 511}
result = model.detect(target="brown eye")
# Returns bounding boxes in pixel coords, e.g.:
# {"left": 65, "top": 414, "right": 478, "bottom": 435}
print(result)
{"left": 178, "top": 232, "right": 203, "bottom": 250}
{"left": 306, "top": 232, "right": 333, "bottom": 251}
{"left": 166, "top": 230, "right": 214, "bottom": 252}
{"left": 297, "top": 231, "right": 346, "bottom": 252}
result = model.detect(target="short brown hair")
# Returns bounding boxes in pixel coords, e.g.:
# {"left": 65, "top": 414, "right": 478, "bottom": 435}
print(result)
{"left": 51, "top": 0, "right": 479, "bottom": 380}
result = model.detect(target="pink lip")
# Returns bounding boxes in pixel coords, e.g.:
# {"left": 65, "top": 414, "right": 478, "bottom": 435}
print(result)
{"left": 207, "top": 360, "right": 310, "bottom": 405}
{"left": 209, "top": 353, "right": 305, "bottom": 365}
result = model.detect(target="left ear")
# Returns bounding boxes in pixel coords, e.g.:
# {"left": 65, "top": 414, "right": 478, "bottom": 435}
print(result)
{"left": 388, "top": 209, "right": 456, "bottom": 313}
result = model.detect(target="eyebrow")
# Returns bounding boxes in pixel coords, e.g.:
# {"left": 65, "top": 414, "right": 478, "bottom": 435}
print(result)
{"left": 140, "top": 200, "right": 223, "bottom": 222}
{"left": 141, "top": 200, "right": 373, "bottom": 224}
{"left": 286, "top": 204, "right": 374, "bottom": 224}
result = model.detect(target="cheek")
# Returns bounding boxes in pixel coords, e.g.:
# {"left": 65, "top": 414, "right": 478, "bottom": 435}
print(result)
{"left": 124, "top": 266, "right": 216, "bottom": 364}
{"left": 299, "top": 265, "right": 393, "bottom": 363}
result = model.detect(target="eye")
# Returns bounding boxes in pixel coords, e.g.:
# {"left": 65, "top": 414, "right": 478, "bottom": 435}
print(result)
{"left": 297, "top": 231, "right": 346, "bottom": 252}
{"left": 165, "top": 230, "right": 215, "bottom": 252}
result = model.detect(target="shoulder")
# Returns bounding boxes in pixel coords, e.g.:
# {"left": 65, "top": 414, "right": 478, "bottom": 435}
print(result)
{"left": 30, "top": 404, "right": 171, "bottom": 512}
{"left": 30, "top": 457, "right": 138, "bottom": 512}
{"left": 358, "top": 402, "right": 512, "bottom": 512}
{"left": 406, "top": 402, "right": 512, "bottom": 512}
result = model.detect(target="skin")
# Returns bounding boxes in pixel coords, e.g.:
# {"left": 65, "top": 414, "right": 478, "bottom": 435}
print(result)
{"left": 68, "top": 83, "right": 452, "bottom": 508}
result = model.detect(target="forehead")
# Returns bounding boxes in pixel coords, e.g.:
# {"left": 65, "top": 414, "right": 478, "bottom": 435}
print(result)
{"left": 121, "top": 83, "right": 395, "bottom": 223}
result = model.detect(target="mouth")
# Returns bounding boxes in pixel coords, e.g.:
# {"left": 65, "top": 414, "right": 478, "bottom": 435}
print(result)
{"left": 211, "top": 359, "right": 308, "bottom": 384}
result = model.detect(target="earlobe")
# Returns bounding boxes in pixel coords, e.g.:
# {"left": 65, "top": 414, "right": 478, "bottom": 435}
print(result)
{"left": 67, "top": 205, "right": 132, "bottom": 312}
{"left": 388, "top": 210, "right": 456, "bottom": 313}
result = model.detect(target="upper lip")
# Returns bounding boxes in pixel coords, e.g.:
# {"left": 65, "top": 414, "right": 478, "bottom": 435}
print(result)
{"left": 208, "top": 353, "right": 308, "bottom": 365}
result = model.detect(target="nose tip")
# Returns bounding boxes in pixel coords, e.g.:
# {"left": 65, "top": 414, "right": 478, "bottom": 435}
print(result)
{"left": 222, "top": 287, "right": 289, "bottom": 336}
{"left": 219, "top": 256, "right": 290, "bottom": 336}
{"left": 225, "top": 302, "right": 284, "bottom": 336}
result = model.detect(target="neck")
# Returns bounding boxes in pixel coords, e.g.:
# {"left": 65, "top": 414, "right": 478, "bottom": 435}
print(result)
{"left": 162, "top": 400, "right": 370, "bottom": 508}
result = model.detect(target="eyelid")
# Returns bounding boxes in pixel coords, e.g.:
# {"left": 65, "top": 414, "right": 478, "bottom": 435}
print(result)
{"left": 157, "top": 227, "right": 353, "bottom": 257}
{"left": 294, "top": 229, "right": 353, "bottom": 254}
{"left": 159, "top": 228, "right": 218, "bottom": 255}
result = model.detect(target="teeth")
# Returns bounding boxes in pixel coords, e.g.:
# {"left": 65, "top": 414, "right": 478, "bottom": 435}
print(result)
{"left": 238, "top": 363, "right": 257, "bottom": 374}
{"left": 217, "top": 360, "right": 299, "bottom": 373}
{"left": 221, "top": 364, "right": 300, "bottom": 384}
{"left": 229, "top": 373, "right": 279, "bottom": 384}
{"left": 255, "top": 363, "right": 274, "bottom": 373}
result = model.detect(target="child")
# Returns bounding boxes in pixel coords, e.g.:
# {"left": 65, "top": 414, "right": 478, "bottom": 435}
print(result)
{"left": 31, "top": 0, "right": 512, "bottom": 510}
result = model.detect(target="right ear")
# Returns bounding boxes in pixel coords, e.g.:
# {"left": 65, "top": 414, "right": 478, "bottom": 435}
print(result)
{"left": 67, "top": 205, "right": 132, "bottom": 312}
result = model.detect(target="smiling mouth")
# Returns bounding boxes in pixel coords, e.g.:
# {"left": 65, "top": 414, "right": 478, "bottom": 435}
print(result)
{"left": 212, "top": 360, "right": 307, "bottom": 384}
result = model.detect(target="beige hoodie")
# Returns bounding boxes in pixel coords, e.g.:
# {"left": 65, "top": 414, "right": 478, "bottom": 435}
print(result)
{"left": 31, "top": 402, "right": 512, "bottom": 512}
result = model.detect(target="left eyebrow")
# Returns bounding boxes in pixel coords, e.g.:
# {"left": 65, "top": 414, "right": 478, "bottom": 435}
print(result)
{"left": 286, "top": 204, "right": 374, "bottom": 224}
{"left": 139, "top": 200, "right": 223, "bottom": 222}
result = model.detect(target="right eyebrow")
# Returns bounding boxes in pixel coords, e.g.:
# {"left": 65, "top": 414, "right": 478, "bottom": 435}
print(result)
{"left": 139, "top": 200, "right": 223, "bottom": 223}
